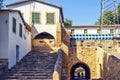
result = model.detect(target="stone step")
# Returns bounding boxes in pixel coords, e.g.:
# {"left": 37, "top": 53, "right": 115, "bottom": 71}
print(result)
{"left": 2, "top": 75, "right": 53, "bottom": 79}
{"left": 2, "top": 46, "right": 58, "bottom": 79}
{"left": 6, "top": 70, "right": 54, "bottom": 74}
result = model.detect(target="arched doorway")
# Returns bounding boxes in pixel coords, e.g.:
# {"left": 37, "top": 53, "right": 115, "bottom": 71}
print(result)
{"left": 70, "top": 62, "right": 90, "bottom": 80}
{"left": 33, "top": 32, "right": 55, "bottom": 47}
{"left": 34, "top": 32, "right": 54, "bottom": 39}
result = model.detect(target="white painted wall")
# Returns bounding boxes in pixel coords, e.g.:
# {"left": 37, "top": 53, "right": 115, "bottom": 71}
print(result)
{"left": 0, "top": 12, "right": 9, "bottom": 59}
{"left": 67, "top": 27, "right": 116, "bottom": 34}
{"left": 0, "top": 11, "right": 31, "bottom": 68}
{"left": 7, "top": 1, "right": 62, "bottom": 39}
{"left": 8, "top": 12, "right": 31, "bottom": 68}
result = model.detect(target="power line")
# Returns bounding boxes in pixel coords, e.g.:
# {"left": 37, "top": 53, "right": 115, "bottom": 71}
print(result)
{"left": 100, "top": 0, "right": 119, "bottom": 35}
{"left": 100, "top": 0, "right": 117, "bottom": 22}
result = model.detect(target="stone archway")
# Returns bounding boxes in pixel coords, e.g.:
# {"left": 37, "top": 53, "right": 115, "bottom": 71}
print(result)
{"left": 33, "top": 32, "right": 55, "bottom": 47}
{"left": 70, "top": 62, "right": 90, "bottom": 80}
{"left": 34, "top": 32, "right": 54, "bottom": 39}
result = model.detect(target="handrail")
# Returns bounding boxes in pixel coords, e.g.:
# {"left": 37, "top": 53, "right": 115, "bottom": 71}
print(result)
{"left": 53, "top": 48, "right": 62, "bottom": 80}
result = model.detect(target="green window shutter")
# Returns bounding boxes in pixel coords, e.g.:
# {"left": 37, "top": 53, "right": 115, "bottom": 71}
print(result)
{"left": 97, "top": 29, "right": 101, "bottom": 34}
{"left": 19, "top": 23, "right": 22, "bottom": 37}
{"left": 13, "top": 17, "right": 16, "bottom": 33}
{"left": 46, "top": 13, "right": 55, "bottom": 24}
{"left": 71, "top": 29, "right": 74, "bottom": 35}
{"left": 32, "top": 12, "right": 40, "bottom": 24}
{"left": 110, "top": 29, "right": 114, "bottom": 34}
{"left": 21, "top": 13, "right": 24, "bottom": 17}
{"left": 84, "top": 29, "right": 88, "bottom": 34}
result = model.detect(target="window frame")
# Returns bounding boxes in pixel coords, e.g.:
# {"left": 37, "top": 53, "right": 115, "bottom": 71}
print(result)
{"left": 84, "top": 29, "right": 88, "bottom": 34}
{"left": 12, "top": 17, "right": 16, "bottom": 33}
{"left": 97, "top": 29, "right": 101, "bottom": 34}
{"left": 71, "top": 29, "right": 74, "bottom": 35}
{"left": 19, "top": 23, "right": 22, "bottom": 38}
{"left": 110, "top": 29, "right": 114, "bottom": 34}
{"left": 46, "top": 12, "right": 55, "bottom": 24}
{"left": 32, "top": 12, "right": 41, "bottom": 24}
{"left": 21, "top": 13, "right": 24, "bottom": 17}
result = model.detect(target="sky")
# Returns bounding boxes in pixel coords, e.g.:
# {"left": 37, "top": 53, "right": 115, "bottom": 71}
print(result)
{"left": 3, "top": 0, "right": 120, "bottom": 25}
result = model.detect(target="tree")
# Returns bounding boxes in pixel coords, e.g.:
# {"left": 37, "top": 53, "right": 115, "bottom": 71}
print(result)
{"left": 0, "top": 0, "right": 4, "bottom": 9}
{"left": 117, "top": 4, "right": 120, "bottom": 24}
{"left": 95, "top": 4, "right": 120, "bottom": 25}
{"left": 95, "top": 10, "right": 114, "bottom": 25}
{"left": 64, "top": 18, "right": 72, "bottom": 26}
{"left": 103, "top": 10, "right": 114, "bottom": 25}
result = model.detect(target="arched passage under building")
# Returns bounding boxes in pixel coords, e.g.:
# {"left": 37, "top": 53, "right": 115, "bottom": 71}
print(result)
{"left": 33, "top": 32, "right": 55, "bottom": 47}
{"left": 70, "top": 62, "right": 90, "bottom": 80}
{"left": 34, "top": 32, "right": 54, "bottom": 39}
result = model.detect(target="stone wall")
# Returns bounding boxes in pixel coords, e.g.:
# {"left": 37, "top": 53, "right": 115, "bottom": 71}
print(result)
{"left": 53, "top": 49, "right": 62, "bottom": 80}
{"left": 0, "top": 59, "right": 8, "bottom": 75}
{"left": 64, "top": 40, "right": 120, "bottom": 80}
{"left": 61, "top": 27, "right": 70, "bottom": 49}
{"left": 60, "top": 27, "right": 120, "bottom": 80}
{"left": 56, "top": 23, "right": 62, "bottom": 48}
{"left": 60, "top": 27, "right": 70, "bottom": 79}
{"left": 67, "top": 46, "right": 101, "bottom": 80}
{"left": 70, "top": 40, "right": 119, "bottom": 53}
{"left": 103, "top": 53, "right": 120, "bottom": 80}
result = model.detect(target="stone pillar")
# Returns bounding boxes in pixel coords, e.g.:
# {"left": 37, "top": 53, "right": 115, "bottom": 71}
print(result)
{"left": 56, "top": 23, "right": 62, "bottom": 48}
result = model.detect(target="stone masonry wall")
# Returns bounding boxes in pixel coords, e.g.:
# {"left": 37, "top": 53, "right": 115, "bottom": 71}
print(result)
{"left": 67, "top": 46, "right": 100, "bottom": 80}
{"left": 0, "top": 59, "right": 8, "bottom": 75}
{"left": 61, "top": 27, "right": 70, "bottom": 79}
{"left": 65, "top": 40, "right": 120, "bottom": 80}
{"left": 103, "top": 53, "right": 120, "bottom": 80}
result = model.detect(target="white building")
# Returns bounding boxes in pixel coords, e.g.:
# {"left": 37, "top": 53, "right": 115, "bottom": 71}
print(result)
{"left": 0, "top": 0, "right": 64, "bottom": 68}
{"left": 2, "top": 0, "right": 120, "bottom": 68}
{"left": 0, "top": 9, "right": 31, "bottom": 68}
{"left": 6, "top": 0, "right": 64, "bottom": 40}
{"left": 66, "top": 25, "right": 120, "bottom": 40}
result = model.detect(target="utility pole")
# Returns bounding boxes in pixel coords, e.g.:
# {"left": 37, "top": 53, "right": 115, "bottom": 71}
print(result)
{"left": 100, "top": 0, "right": 104, "bottom": 30}
{"left": 100, "top": 0, "right": 118, "bottom": 33}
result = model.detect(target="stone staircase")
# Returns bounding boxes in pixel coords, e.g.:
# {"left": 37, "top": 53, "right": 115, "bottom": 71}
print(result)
{"left": 1, "top": 46, "right": 58, "bottom": 80}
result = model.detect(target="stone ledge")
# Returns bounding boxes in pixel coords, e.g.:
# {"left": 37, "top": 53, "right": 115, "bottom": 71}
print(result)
{"left": 0, "top": 59, "right": 8, "bottom": 75}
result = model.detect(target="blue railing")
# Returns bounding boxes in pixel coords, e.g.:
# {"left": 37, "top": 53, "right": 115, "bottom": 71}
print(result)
{"left": 70, "top": 34, "right": 120, "bottom": 40}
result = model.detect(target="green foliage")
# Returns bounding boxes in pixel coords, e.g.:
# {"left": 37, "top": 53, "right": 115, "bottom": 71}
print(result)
{"left": 103, "top": 10, "right": 114, "bottom": 25}
{"left": 117, "top": 4, "right": 120, "bottom": 23}
{"left": 95, "top": 4, "right": 120, "bottom": 25}
{"left": 64, "top": 18, "right": 72, "bottom": 26}
{"left": 95, "top": 10, "right": 115, "bottom": 25}
{"left": 0, "top": 0, "right": 4, "bottom": 9}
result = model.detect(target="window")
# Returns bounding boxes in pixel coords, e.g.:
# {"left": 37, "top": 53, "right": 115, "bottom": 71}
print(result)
{"left": 97, "top": 29, "right": 101, "bottom": 34}
{"left": 84, "top": 29, "right": 88, "bottom": 34}
{"left": 71, "top": 29, "right": 74, "bottom": 35}
{"left": 13, "top": 17, "right": 16, "bottom": 33}
{"left": 46, "top": 13, "right": 55, "bottom": 24}
{"left": 21, "top": 13, "right": 24, "bottom": 17}
{"left": 32, "top": 12, "right": 40, "bottom": 24}
{"left": 19, "top": 23, "right": 22, "bottom": 37}
{"left": 110, "top": 29, "right": 114, "bottom": 34}
{"left": 16, "top": 45, "right": 19, "bottom": 63}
